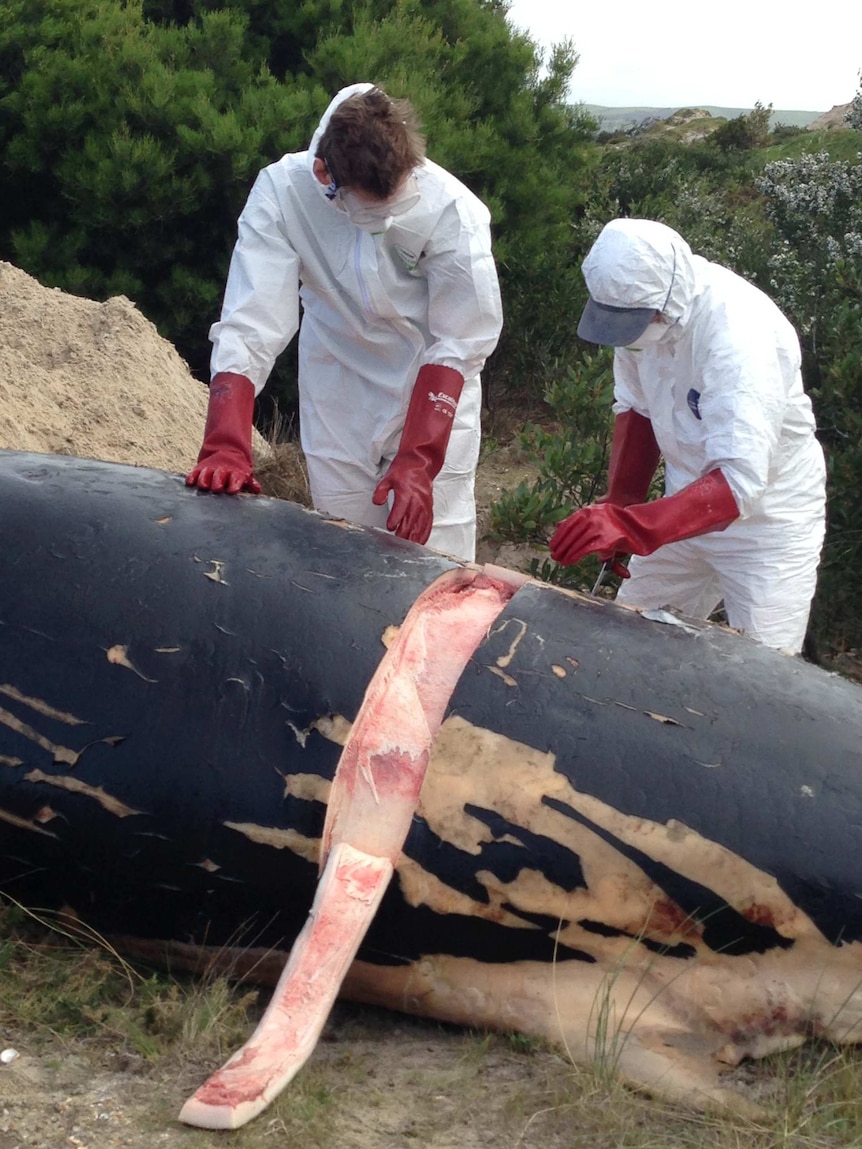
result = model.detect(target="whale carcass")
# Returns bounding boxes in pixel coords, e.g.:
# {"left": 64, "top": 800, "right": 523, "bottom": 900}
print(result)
{"left": 1, "top": 449, "right": 862, "bottom": 1121}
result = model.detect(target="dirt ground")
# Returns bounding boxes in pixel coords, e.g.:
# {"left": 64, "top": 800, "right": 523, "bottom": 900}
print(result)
{"left": 0, "top": 1002, "right": 580, "bottom": 1149}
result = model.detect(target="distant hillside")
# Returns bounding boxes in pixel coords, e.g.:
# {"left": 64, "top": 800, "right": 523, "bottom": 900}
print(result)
{"left": 583, "top": 105, "right": 825, "bottom": 132}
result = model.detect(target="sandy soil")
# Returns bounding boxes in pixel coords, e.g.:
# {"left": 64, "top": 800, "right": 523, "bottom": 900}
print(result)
{"left": 0, "top": 1004, "right": 579, "bottom": 1149}
{"left": 0, "top": 262, "right": 214, "bottom": 472}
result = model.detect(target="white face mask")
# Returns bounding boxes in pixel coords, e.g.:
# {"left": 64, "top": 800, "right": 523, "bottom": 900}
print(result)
{"left": 331, "top": 175, "right": 421, "bottom": 234}
{"left": 342, "top": 203, "right": 394, "bottom": 233}
{"left": 626, "top": 321, "right": 669, "bottom": 351}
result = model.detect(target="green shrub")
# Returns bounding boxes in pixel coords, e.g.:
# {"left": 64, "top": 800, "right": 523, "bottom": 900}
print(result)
{"left": 489, "top": 349, "right": 644, "bottom": 591}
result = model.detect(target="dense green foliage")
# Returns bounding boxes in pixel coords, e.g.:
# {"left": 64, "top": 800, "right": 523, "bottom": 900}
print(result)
{"left": 0, "top": 0, "right": 315, "bottom": 375}
{"left": 0, "top": 0, "right": 594, "bottom": 406}
{"left": 709, "top": 101, "right": 771, "bottom": 153}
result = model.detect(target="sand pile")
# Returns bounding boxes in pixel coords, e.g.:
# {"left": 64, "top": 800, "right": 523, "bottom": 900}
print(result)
{"left": 0, "top": 261, "right": 219, "bottom": 473}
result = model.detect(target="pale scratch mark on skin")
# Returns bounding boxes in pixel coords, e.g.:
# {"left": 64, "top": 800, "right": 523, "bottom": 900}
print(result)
{"left": 0, "top": 707, "right": 80, "bottom": 765}
{"left": 280, "top": 771, "right": 331, "bottom": 805}
{"left": 0, "top": 755, "right": 24, "bottom": 767}
{"left": 0, "top": 805, "right": 58, "bottom": 837}
{"left": 490, "top": 618, "right": 528, "bottom": 669}
{"left": 155, "top": 646, "right": 182, "bottom": 654}
{"left": 287, "top": 722, "right": 308, "bottom": 747}
{"left": 487, "top": 666, "right": 517, "bottom": 687}
{"left": 192, "top": 859, "right": 221, "bottom": 873}
{"left": 105, "top": 645, "right": 157, "bottom": 682}
{"left": 551, "top": 665, "right": 567, "bottom": 678}
{"left": 311, "top": 714, "right": 352, "bottom": 747}
{"left": 223, "top": 821, "right": 319, "bottom": 863}
{"left": 154, "top": 516, "right": 173, "bottom": 525}
{"left": 0, "top": 685, "right": 88, "bottom": 726}
{"left": 24, "top": 769, "right": 143, "bottom": 817}
{"left": 81, "top": 735, "right": 126, "bottom": 753}
{"left": 645, "top": 711, "right": 684, "bottom": 727}
{"left": 204, "top": 560, "right": 228, "bottom": 585}
{"left": 281, "top": 709, "right": 350, "bottom": 750}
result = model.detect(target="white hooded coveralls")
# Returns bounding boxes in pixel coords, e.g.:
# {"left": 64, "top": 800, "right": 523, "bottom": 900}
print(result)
{"left": 583, "top": 219, "right": 826, "bottom": 653}
{"left": 209, "top": 84, "right": 503, "bottom": 561}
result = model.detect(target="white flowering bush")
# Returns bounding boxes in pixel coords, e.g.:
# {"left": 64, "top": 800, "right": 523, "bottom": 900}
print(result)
{"left": 757, "top": 151, "right": 862, "bottom": 648}
{"left": 845, "top": 71, "right": 862, "bottom": 131}
{"left": 757, "top": 152, "right": 862, "bottom": 269}
{"left": 755, "top": 153, "right": 862, "bottom": 338}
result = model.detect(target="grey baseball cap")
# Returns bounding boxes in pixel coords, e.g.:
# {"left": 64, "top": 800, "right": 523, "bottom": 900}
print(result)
{"left": 577, "top": 298, "right": 657, "bottom": 346}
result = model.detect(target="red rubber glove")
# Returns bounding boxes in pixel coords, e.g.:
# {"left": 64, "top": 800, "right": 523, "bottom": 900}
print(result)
{"left": 550, "top": 469, "right": 739, "bottom": 568}
{"left": 599, "top": 409, "right": 661, "bottom": 507}
{"left": 595, "top": 409, "right": 662, "bottom": 577}
{"left": 373, "top": 364, "right": 464, "bottom": 544}
{"left": 186, "top": 372, "right": 262, "bottom": 495}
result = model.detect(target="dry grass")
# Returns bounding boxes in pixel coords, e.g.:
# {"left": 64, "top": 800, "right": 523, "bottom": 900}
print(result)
{"left": 0, "top": 902, "right": 257, "bottom": 1064}
{"left": 254, "top": 437, "right": 312, "bottom": 507}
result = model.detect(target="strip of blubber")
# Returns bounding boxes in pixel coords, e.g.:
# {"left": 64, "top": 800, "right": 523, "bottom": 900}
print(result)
{"left": 179, "top": 564, "right": 525, "bottom": 1129}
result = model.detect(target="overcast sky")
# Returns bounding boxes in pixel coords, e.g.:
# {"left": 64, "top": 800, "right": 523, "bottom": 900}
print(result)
{"left": 504, "top": 0, "right": 862, "bottom": 112}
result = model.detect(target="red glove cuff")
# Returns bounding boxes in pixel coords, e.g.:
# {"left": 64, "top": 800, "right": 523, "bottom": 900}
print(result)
{"left": 372, "top": 365, "right": 465, "bottom": 544}
{"left": 551, "top": 469, "right": 739, "bottom": 568}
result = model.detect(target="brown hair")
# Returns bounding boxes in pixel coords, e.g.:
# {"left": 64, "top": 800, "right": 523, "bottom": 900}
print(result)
{"left": 316, "top": 88, "right": 425, "bottom": 198}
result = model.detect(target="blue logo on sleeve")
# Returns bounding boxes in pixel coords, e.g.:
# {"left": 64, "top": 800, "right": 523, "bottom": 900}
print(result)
{"left": 687, "top": 388, "right": 702, "bottom": 420}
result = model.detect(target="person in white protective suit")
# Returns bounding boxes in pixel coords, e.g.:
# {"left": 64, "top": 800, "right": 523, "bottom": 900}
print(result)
{"left": 185, "top": 82, "right": 503, "bottom": 562}
{"left": 550, "top": 218, "right": 826, "bottom": 654}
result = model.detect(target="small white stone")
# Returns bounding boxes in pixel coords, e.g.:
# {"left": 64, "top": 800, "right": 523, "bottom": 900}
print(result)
{"left": 0, "top": 1049, "right": 19, "bottom": 1065}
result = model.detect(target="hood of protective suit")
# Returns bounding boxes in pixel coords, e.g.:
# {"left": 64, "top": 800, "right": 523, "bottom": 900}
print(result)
{"left": 307, "top": 83, "right": 375, "bottom": 193}
{"left": 582, "top": 219, "right": 697, "bottom": 328}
